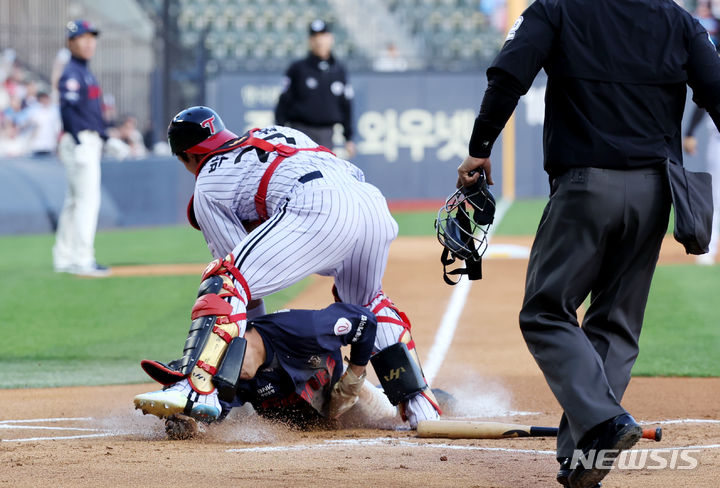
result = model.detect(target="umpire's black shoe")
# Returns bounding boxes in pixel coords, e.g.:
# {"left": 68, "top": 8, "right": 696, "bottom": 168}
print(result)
{"left": 556, "top": 457, "right": 601, "bottom": 488}
{"left": 568, "top": 413, "right": 642, "bottom": 488}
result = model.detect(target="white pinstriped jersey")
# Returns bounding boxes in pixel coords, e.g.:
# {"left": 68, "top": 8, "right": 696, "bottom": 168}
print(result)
{"left": 193, "top": 125, "right": 364, "bottom": 258}
{"left": 189, "top": 124, "right": 440, "bottom": 424}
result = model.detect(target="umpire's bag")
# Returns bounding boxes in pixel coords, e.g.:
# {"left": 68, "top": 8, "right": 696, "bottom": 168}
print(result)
{"left": 666, "top": 159, "right": 714, "bottom": 255}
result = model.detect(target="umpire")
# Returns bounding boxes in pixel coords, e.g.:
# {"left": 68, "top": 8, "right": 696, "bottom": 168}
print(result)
{"left": 274, "top": 19, "right": 355, "bottom": 157}
{"left": 457, "top": 2, "right": 720, "bottom": 487}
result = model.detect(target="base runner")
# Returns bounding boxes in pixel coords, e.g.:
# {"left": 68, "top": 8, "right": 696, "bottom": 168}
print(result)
{"left": 133, "top": 106, "right": 440, "bottom": 428}
{"left": 136, "top": 302, "right": 379, "bottom": 437}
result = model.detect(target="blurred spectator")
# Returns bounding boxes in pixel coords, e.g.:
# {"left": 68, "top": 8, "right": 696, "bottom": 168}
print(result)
{"left": 0, "top": 108, "right": 26, "bottom": 158}
{"left": 51, "top": 48, "right": 71, "bottom": 102}
{"left": 105, "top": 115, "right": 147, "bottom": 160}
{"left": 373, "top": 42, "right": 408, "bottom": 72}
{"left": 102, "top": 93, "right": 118, "bottom": 127}
{"left": 479, "top": 0, "right": 506, "bottom": 33}
{"left": 25, "top": 91, "right": 61, "bottom": 157}
{"left": 2, "top": 95, "right": 28, "bottom": 128}
{"left": 695, "top": 1, "right": 720, "bottom": 45}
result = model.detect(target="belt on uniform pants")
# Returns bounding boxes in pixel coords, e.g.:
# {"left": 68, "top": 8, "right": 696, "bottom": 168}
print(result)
{"left": 299, "top": 171, "right": 323, "bottom": 183}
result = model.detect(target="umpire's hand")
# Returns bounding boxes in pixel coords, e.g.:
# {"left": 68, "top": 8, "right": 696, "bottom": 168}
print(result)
{"left": 457, "top": 155, "right": 494, "bottom": 188}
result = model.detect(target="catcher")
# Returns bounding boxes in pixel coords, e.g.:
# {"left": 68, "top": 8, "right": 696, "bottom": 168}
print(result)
{"left": 136, "top": 300, "right": 382, "bottom": 437}
{"left": 133, "top": 106, "right": 441, "bottom": 430}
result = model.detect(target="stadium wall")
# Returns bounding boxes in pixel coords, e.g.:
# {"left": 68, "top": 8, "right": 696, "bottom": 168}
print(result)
{"left": 0, "top": 74, "right": 709, "bottom": 236}
{"left": 0, "top": 158, "right": 194, "bottom": 235}
{"left": 208, "top": 71, "right": 551, "bottom": 200}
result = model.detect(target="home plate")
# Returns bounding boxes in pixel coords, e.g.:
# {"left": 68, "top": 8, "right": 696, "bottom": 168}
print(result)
{"left": 486, "top": 244, "right": 531, "bottom": 259}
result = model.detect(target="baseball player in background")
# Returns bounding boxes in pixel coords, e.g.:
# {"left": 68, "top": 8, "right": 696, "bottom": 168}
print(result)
{"left": 138, "top": 302, "right": 378, "bottom": 438}
{"left": 683, "top": 105, "right": 720, "bottom": 265}
{"left": 53, "top": 20, "right": 110, "bottom": 277}
{"left": 133, "top": 106, "right": 441, "bottom": 429}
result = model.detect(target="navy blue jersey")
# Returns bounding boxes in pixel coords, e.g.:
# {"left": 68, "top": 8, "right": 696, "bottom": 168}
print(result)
{"left": 230, "top": 303, "right": 376, "bottom": 420}
{"left": 59, "top": 56, "right": 107, "bottom": 142}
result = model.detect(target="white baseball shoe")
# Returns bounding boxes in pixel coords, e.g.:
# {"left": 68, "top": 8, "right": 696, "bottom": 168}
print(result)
{"left": 134, "top": 379, "right": 221, "bottom": 422}
{"left": 696, "top": 254, "right": 715, "bottom": 266}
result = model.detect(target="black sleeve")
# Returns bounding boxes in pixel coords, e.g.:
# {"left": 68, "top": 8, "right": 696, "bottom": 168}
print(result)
{"left": 468, "top": 68, "right": 525, "bottom": 158}
{"left": 489, "top": 0, "right": 558, "bottom": 91}
{"left": 685, "top": 104, "right": 707, "bottom": 137}
{"left": 340, "top": 66, "right": 354, "bottom": 141}
{"left": 468, "top": 0, "right": 558, "bottom": 157}
{"left": 686, "top": 25, "right": 720, "bottom": 133}
{"left": 274, "top": 64, "right": 296, "bottom": 125}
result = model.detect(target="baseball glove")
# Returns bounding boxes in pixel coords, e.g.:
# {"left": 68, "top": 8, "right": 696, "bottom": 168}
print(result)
{"left": 328, "top": 367, "right": 367, "bottom": 419}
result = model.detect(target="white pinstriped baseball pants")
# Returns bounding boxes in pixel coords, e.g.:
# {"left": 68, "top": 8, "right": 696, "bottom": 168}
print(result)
{"left": 232, "top": 175, "right": 396, "bottom": 316}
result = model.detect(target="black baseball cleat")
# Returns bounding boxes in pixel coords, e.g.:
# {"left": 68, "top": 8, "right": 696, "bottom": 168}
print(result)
{"left": 568, "top": 413, "right": 642, "bottom": 488}
{"left": 556, "top": 457, "right": 600, "bottom": 488}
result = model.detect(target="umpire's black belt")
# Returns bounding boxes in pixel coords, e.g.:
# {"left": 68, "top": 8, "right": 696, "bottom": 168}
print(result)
{"left": 299, "top": 171, "right": 323, "bottom": 183}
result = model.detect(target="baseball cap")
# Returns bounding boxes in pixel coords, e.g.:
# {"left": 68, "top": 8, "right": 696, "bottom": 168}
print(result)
{"left": 66, "top": 20, "right": 100, "bottom": 39}
{"left": 309, "top": 19, "right": 331, "bottom": 35}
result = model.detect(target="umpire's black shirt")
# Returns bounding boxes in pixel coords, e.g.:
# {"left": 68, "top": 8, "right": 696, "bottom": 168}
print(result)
{"left": 274, "top": 53, "right": 354, "bottom": 141}
{"left": 469, "top": 0, "right": 720, "bottom": 177}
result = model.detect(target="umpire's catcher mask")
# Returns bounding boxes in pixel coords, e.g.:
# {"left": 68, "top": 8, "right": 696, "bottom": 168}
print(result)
{"left": 435, "top": 174, "right": 496, "bottom": 285}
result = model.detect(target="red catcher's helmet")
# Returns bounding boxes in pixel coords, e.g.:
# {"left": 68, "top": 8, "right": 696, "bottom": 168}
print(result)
{"left": 167, "top": 106, "right": 237, "bottom": 155}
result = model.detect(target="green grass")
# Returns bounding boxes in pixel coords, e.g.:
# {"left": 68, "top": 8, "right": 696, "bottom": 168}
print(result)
{"left": 1, "top": 203, "right": 716, "bottom": 388}
{"left": 394, "top": 211, "right": 439, "bottom": 236}
{"left": 494, "top": 198, "right": 547, "bottom": 236}
{"left": 0, "top": 226, "right": 308, "bottom": 388}
{"left": 390, "top": 201, "right": 718, "bottom": 377}
{"left": 634, "top": 265, "right": 720, "bottom": 376}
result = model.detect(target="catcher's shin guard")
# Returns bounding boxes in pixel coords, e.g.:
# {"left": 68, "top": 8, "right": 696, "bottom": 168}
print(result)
{"left": 367, "top": 293, "right": 442, "bottom": 420}
{"left": 182, "top": 255, "right": 250, "bottom": 394}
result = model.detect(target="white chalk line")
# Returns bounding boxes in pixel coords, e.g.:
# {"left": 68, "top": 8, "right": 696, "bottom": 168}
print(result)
{"left": 641, "top": 419, "right": 720, "bottom": 425}
{"left": 3, "top": 433, "right": 116, "bottom": 443}
{"left": 424, "top": 198, "right": 512, "bottom": 385}
{"left": 226, "top": 436, "right": 720, "bottom": 455}
{"left": 0, "top": 417, "right": 93, "bottom": 424}
{"left": 0, "top": 416, "right": 119, "bottom": 443}
{"left": 0, "top": 416, "right": 717, "bottom": 446}
{"left": 452, "top": 410, "right": 542, "bottom": 418}
{"left": 0, "top": 425, "right": 102, "bottom": 432}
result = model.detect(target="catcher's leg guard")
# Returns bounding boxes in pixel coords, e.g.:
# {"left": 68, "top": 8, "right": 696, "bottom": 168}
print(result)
{"left": 139, "top": 255, "right": 250, "bottom": 392}
{"left": 185, "top": 255, "right": 250, "bottom": 394}
{"left": 135, "top": 255, "right": 250, "bottom": 422}
{"left": 367, "top": 293, "right": 442, "bottom": 425}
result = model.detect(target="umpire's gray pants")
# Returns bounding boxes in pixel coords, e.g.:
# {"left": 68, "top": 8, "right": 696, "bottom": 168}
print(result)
{"left": 518, "top": 166, "right": 670, "bottom": 456}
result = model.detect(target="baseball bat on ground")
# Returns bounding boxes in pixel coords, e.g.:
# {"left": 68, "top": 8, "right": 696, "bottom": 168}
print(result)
{"left": 417, "top": 420, "right": 662, "bottom": 441}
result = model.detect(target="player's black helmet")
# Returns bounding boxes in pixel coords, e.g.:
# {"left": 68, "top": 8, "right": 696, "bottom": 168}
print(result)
{"left": 167, "top": 106, "right": 237, "bottom": 155}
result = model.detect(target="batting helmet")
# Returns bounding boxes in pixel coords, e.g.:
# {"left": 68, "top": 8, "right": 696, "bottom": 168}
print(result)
{"left": 435, "top": 173, "right": 496, "bottom": 284}
{"left": 167, "top": 106, "right": 237, "bottom": 156}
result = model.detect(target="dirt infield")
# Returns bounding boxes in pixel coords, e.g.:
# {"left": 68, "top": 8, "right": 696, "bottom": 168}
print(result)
{"left": 1, "top": 236, "right": 718, "bottom": 487}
